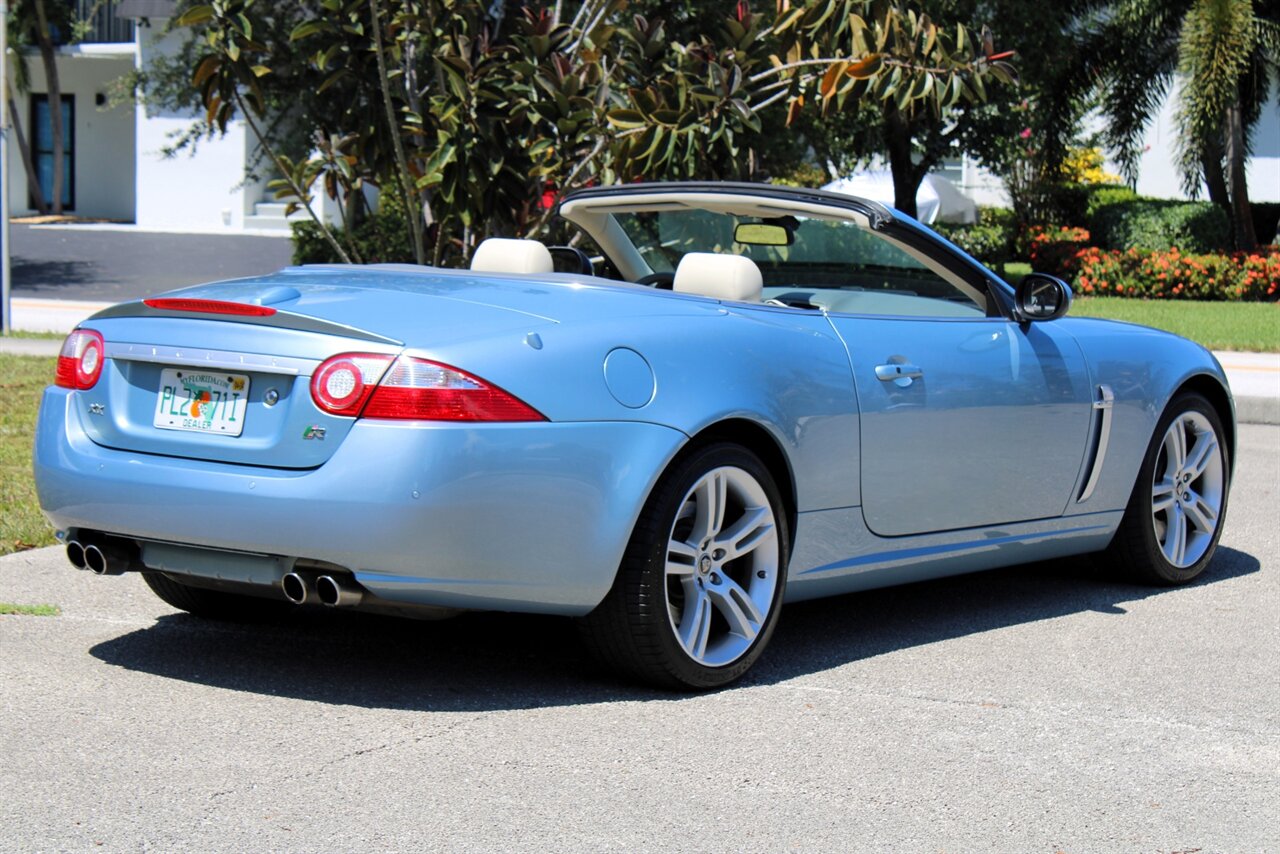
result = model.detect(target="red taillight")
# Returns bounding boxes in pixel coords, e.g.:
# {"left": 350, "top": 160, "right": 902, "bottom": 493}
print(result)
{"left": 363, "top": 357, "right": 545, "bottom": 422}
{"left": 55, "top": 329, "right": 105, "bottom": 390}
{"left": 309, "top": 353, "right": 545, "bottom": 422}
{"left": 309, "top": 354, "right": 396, "bottom": 416}
{"left": 143, "top": 298, "right": 277, "bottom": 317}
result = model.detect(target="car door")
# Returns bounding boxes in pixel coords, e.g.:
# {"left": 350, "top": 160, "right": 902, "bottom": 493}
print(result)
{"left": 797, "top": 221, "right": 1093, "bottom": 537}
{"left": 828, "top": 312, "right": 1093, "bottom": 536}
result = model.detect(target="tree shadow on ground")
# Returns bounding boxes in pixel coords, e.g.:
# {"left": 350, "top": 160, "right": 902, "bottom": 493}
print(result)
{"left": 11, "top": 257, "right": 109, "bottom": 291}
{"left": 90, "top": 547, "right": 1260, "bottom": 711}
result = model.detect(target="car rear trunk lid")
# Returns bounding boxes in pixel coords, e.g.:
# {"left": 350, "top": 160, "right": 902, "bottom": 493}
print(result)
{"left": 73, "top": 285, "right": 553, "bottom": 469}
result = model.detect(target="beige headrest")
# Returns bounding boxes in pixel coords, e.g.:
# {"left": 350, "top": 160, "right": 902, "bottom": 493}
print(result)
{"left": 470, "top": 238, "right": 554, "bottom": 274}
{"left": 672, "top": 252, "right": 763, "bottom": 302}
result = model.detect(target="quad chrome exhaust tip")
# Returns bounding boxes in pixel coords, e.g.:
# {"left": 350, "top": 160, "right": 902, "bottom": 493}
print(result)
{"left": 66, "top": 540, "right": 88, "bottom": 570}
{"left": 316, "top": 574, "right": 364, "bottom": 608}
{"left": 65, "top": 537, "right": 134, "bottom": 575}
{"left": 282, "top": 571, "right": 364, "bottom": 607}
{"left": 281, "top": 571, "right": 319, "bottom": 605}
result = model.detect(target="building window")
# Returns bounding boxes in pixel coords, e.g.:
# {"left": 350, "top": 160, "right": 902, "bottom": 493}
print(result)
{"left": 31, "top": 94, "right": 75, "bottom": 211}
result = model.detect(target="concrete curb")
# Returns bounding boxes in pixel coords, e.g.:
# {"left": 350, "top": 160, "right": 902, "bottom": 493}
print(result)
{"left": 1234, "top": 395, "right": 1280, "bottom": 426}
{"left": 0, "top": 338, "right": 62, "bottom": 357}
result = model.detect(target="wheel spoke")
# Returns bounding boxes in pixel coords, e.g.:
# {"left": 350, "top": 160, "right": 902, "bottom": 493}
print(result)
{"left": 691, "top": 471, "right": 729, "bottom": 545}
{"left": 707, "top": 575, "right": 763, "bottom": 640}
{"left": 677, "top": 588, "right": 713, "bottom": 659}
{"left": 1151, "top": 479, "right": 1177, "bottom": 514}
{"left": 1183, "top": 490, "right": 1219, "bottom": 535}
{"left": 1161, "top": 506, "right": 1188, "bottom": 565}
{"left": 1164, "top": 419, "right": 1188, "bottom": 474}
{"left": 666, "top": 539, "right": 697, "bottom": 578}
{"left": 1184, "top": 433, "right": 1218, "bottom": 480}
{"left": 715, "top": 505, "right": 773, "bottom": 560}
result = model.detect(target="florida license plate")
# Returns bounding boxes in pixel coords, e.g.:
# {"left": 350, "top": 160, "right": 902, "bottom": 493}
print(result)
{"left": 153, "top": 368, "right": 250, "bottom": 436}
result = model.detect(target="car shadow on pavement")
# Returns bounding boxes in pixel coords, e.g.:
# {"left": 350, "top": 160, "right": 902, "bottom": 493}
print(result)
{"left": 89, "top": 546, "right": 1260, "bottom": 710}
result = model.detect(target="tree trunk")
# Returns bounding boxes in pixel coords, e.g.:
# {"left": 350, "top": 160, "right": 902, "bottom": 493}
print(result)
{"left": 8, "top": 96, "right": 49, "bottom": 215}
{"left": 1224, "top": 100, "right": 1257, "bottom": 251}
{"left": 32, "top": 0, "right": 65, "bottom": 215}
{"left": 1199, "top": 136, "right": 1229, "bottom": 212}
{"left": 369, "top": 0, "right": 426, "bottom": 265}
{"left": 884, "top": 108, "right": 921, "bottom": 219}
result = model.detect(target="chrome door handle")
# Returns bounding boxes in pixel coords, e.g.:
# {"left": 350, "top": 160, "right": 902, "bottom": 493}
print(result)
{"left": 875, "top": 363, "right": 923, "bottom": 382}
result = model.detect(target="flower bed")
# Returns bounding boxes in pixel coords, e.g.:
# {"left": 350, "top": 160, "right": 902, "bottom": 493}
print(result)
{"left": 1028, "top": 226, "right": 1091, "bottom": 277}
{"left": 1024, "top": 225, "right": 1279, "bottom": 300}
{"left": 1074, "top": 246, "right": 1279, "bottom": 301}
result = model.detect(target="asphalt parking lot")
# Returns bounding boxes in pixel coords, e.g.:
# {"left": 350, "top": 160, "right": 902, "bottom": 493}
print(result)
{"left": 1, "top": 424, "right": 1276, "bottom": 851}
{"left": 7, "top": 223, "right": 293, "bottom": 302}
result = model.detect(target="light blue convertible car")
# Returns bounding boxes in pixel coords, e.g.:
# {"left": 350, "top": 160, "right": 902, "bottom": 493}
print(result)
{"left": 33, "top": 182, "right": 1234, "bottom": 688}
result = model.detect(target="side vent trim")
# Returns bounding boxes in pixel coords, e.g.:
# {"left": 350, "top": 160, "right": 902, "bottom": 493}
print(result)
{"left": 1077, "top": 384, "right": 1115, "bottom": 503}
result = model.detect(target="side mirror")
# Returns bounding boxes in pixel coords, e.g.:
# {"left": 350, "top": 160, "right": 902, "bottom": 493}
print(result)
{"left": 1015, "top": 273, "right": 1072, "bottom": 322}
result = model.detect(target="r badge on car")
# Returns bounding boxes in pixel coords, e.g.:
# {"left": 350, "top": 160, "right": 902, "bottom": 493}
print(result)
{"left": 303, "top": 425, "right": 326, "bottom": 440}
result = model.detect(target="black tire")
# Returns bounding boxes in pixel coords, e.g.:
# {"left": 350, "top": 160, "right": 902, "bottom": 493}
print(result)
{"left": 142, "top": 572, "right": 290, "bottom": 622}
{"left": 1101, "top": 392, "right": 1230, "bottom": 585}
{"left": 579, "top": 443, "right": 790, "bottom": 690}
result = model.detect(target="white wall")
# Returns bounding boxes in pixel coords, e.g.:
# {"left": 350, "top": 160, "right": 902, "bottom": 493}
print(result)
{"left": 134, "top": 22, "right": 258, "bottom": 231}
{"left": 1134, "top": 82, "right": 1280, "bottom": 204}
{"left": 6, "top": 49, "right": 136, "bottom": 220}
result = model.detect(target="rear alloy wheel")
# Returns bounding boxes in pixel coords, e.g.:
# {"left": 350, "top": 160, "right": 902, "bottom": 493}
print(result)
{"left": 581, "top": 443, "right": 789, "bottom": 689}
{"left": 1103, "top": 393, "right": 1229, "bottom": 584}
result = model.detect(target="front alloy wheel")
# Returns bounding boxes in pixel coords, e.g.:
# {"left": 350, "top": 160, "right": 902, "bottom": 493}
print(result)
{"left": 1103, "top": 392, "right": 1230, "bottom": 585}
{"left": 580, "top": 443, "right": 789, "bottom": 689}
{"left": 1150, "top": 410, "right": 1226, "bottom": 569}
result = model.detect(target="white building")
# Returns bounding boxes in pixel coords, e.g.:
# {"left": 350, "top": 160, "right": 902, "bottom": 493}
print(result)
{"left": 4, "top": 0, "right": 287, "bottom": 233}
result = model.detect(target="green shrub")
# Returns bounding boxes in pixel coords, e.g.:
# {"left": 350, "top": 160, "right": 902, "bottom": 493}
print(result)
{"left": 934, "top": 207, "right": 1019, "bottom": 269}
{"left": 1006, "top": 175, "right": 1094, "bottom": 228}
{"left": 934, "top": 221, "right": 1012, "bottom": 269}
{"left": 978, "top": 205, "right": 1017, "bottom": 234}
{"left": 291, "top": 201, "right": 416, "bottom": 265}
{"left": 1083, "top": 186, "right": 1138, "bottom": 221}
{"left": 1086, "top": 196, "right": 1230, "bottom": 253}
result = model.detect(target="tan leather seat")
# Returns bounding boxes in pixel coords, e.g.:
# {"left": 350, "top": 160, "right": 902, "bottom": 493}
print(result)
{"left": 672, "top": 253, "right": 763, "bottom": 302}
{"left": 470, "top": 238, "right": 554, "bottom": 274}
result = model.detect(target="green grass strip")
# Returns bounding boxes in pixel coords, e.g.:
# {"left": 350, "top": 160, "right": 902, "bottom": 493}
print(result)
{"left": 1, "top": 331, "right": 67, "bottom": 340}
{"left": 0, "top": 602, "right": 61, "bottom": 617}
{"left": 0, "top": 355, "right": 60, "bottom": 556}
{"left": 1070, "top": 297, "right": 1280, "bottom": 352}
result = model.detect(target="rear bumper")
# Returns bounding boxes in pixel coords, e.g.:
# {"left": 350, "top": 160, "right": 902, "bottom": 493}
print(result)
{"left": 34, "top": 388, "right": 686, "bottom": 615}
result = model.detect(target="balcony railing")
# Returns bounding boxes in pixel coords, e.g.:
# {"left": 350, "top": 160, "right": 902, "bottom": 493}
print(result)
{"left": 74, "top": 0, "right": 136, "bottom": 45}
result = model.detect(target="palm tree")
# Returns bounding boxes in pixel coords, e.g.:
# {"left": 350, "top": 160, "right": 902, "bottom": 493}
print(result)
{"left": 1085, "top": 0, "right": 1279, "bottom": 250}
{"left": 1176, "top": 0, "right": 1278, "bottom": 249}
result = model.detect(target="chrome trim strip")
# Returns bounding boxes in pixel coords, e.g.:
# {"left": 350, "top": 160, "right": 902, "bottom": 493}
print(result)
{"left": 105, "top": 342, "right": 321, "bottom": 376}
{"left": 1077, "top": 384, "right": 1115, "bottom": 503}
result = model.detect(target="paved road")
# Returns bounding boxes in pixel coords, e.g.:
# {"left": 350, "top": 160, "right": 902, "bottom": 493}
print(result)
{"left": 7, "top": 223, "right": 293, "bottom": 302}
{"left": 1, "top": 426, "right": 1276, "bottom": 851}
